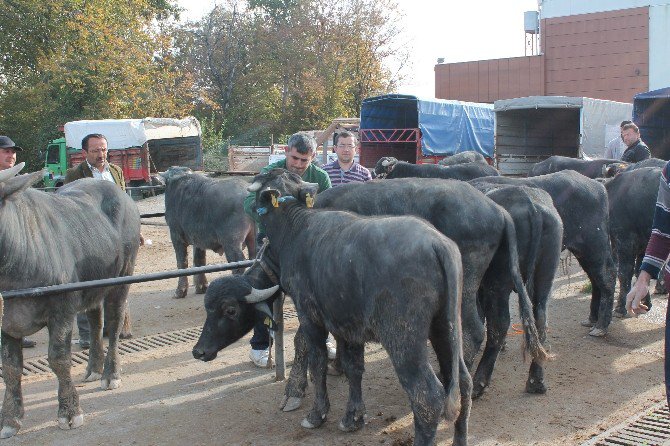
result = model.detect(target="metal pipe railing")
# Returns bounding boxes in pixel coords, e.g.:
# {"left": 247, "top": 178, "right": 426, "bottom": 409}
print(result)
{"left": 1, "top": 260, "right": 255, "bottom": 299}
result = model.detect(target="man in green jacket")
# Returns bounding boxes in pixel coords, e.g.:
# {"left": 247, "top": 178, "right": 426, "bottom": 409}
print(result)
{"left": 244, "top": 132, "right": 331, "bottom": 367}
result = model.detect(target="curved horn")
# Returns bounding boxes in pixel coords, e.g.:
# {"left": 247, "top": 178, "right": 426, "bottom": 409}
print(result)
{"left": 300, "top": 181, "right": 319, "bottom": 188}
{"left": 381, "top": 159, "right": 390, "bottom": 167}
{"left": 0, "top": 162, "right": 25, "bottom": 183}
{"left": 247, "top": 181, "right": 263, "bottom": 192}
{"left": 244, "top": 285, "right": 280, "bottom": 303}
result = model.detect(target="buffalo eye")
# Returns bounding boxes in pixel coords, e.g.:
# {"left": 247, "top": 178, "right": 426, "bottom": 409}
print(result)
{"left": 223, "top": 304, "right": 238, "bottom": 318}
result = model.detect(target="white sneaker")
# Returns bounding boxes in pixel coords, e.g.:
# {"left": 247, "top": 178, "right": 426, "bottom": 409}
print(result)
{"left": 326, "top": 334, "right": 337, "bottom": 360}
{"left": 249, "top": 348, "right": 269, "bottom": 368}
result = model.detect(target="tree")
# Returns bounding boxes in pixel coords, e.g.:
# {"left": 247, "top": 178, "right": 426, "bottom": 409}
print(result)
{"left": 0, "top": 0, "right": 192, "bottom": 169}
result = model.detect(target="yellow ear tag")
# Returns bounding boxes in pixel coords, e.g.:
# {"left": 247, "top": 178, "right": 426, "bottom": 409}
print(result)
{"left": 271, "top": 195, "right": 279, "bottom": 208}
{"left": 305, "top": 193, "right": 314, "bottom": 208}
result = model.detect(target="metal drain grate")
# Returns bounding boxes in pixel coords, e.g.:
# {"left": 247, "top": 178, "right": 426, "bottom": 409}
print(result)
{"left": 3, "top": 309, "right": 300, "bottom": 379}
{"left": 582, "top": 402, "right": 670, "bottom": 446}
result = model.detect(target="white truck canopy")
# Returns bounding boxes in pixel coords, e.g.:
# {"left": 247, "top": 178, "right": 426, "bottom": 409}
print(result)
{"left": 64, "top": 117, "right": 201, "bottom": 150}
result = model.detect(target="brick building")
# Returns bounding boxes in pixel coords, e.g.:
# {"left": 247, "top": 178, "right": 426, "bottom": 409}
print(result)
{"left": 435, "top": 1, "right": 670, "bottom": 103}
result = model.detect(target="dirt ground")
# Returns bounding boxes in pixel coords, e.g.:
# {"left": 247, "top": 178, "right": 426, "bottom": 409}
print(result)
{"left": 5, "top": 195, "right": 668, "bottom": 445}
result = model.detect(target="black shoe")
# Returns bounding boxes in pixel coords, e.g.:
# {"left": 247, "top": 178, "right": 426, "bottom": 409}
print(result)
{"left": 78, "top": 339, "right": 90, "bottom": 349}
{"left": 21, "top": 338, "right": 36, "bottom": 348}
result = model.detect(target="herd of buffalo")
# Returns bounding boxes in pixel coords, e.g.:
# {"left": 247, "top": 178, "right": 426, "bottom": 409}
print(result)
{"left": 0, "top": 153, "right": 665, "bottom": 445}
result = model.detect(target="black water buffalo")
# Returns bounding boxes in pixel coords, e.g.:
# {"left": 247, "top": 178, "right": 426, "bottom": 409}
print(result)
{"left": 469, "top": 184, "right": 563, "bottom": 397}
{"left": 194, "top": 169, "right": 472, "bottom": 446}
{"left": 314, "top": 179, "right": 547, "bottom": 391}
{"left": 470, "top": 170, "right": 616, "bottom": 336}
{"left": 527, "top": 155, "right": 619, "bottom": 179}
{"left": 374, "top": 157, "right": 499, "bottom": 180}
{"left": 0, "top": 164, "right": 140, "bottom": 438}
{"left": 604, "top": 158, "right": 667, "bottom": 177}
{"left": 437, "top": 151, "right": 487, "bottom": 166}
{"left": 605, "top": 167, "right": 662, "bottom": 316}
{"left": 162, "top": 167, "right": 256, "bottom": 298}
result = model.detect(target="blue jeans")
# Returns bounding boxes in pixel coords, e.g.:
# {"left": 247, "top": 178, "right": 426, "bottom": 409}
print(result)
{"left": 77, "top": 312, "right": 90, "bottom": 342}
{"left": 251, "top": 232, "right": 271, "bottom": 350}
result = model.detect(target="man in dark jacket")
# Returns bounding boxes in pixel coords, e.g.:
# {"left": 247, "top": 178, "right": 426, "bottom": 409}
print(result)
{"left": 620, "top": 123, "right": 651, "bottom": 163}
{"left": 65, "top": 133, "right": 129, "bottom": 348}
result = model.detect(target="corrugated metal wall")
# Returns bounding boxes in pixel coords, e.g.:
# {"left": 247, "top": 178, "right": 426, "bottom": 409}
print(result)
{"left": 434, "top": 56, "right": 544, "bottom": 103}
{"left": 435, "top": 6, "right": 650, "bottom": 104}
{"left": 542, "top": 7, "right": 649, "bottom": 102}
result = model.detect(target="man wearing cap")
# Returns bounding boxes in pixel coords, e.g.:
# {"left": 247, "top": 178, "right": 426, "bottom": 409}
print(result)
{"left": 0, "top": 135, "right": 22, "bottom": 170}
{"left": 0, "top": 136, "right": 36, "bottom": 348}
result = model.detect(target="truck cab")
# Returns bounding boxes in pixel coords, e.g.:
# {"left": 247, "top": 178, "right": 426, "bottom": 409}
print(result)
{"left": 43, "top": 138, "right": 67, "bottom": 188}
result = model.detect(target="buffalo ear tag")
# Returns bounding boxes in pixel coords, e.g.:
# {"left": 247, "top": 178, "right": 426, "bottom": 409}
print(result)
{"left": 272, "top": 195, "right": 279, "bottom": 208}
{"left": 305, "top": 193, "right": 314, "bottom": 208}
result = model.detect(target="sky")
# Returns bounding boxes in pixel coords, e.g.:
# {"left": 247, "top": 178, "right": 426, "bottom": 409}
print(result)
{"left": 175, "top": 0, "right": 539, "bottom": 98}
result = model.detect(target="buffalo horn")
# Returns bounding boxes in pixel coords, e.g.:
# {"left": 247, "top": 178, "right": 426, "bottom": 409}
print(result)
{"left": 0, "top": 162, "right": 25, "bottom": 183}
{"left": 247, "top": 181, "right": 263, "bottom": 192}
{"left": 381, "top": 159, "right": 390, "bottom": 167}
{"left": 244, "top": 285, "right": 280, "bottom": 303}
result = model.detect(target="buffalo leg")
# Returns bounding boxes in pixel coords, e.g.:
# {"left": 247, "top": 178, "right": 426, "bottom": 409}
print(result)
{"left": 100, "top": 288, "right": 129, "bottom": 390}
{"left": 193, "top": 247, "right": 208, "bottom": 293}
{"left": 337, "top": 342, "right": 366, "bottom": 432}
{"left": 430, "top": 312, "right": 471, "bottom": 446}
{"left": 385, "top": 339, "right": 445, "bottom": 446}
{"left": 460, "top": 274, "right": 486, "bottom": 370}
{"left": 83, "top": 304, "right": 105, "bottom": 382}
{"left": 222, "top": 244, "right": 246, "bottom": 275}
{"left": 171, "top": 233, "right": 189, "bottom": 298}
{"left": 244, "top": 226, "right": 257, "bottom": 258}
{"left": 614, "top": 244, "right": 636, "bottom": 316}
{"left": 46, "top": 318, "right": 84, "bottom": 431}
{"left": 472, "top": 282, "right": 510, "bottom": 399}
{"left": 281, "top": 326, "right": 309, "bottom": 412}
{"left": 299, "top": 322, "right": 330, "bottom": 429}
{"left": 0, "top": 334, "right": 24, "bottom": 438}
{"left": 574, "top": 249, "right": 616, "bottom": 333}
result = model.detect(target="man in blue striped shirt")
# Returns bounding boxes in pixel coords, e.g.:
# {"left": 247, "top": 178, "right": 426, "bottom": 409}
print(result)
{"left": 322, "top": 131, "right": 372, "bottom": 186}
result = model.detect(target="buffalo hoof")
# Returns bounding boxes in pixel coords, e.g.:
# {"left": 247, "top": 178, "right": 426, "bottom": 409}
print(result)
{"left": 120, "top": 332, "right": 133, "bottom": 340}
{"left": 589, "top": 327, "right": 607, "bottom": 337}
{"left": 525, "top": 378, "right": 547, "bottom": 394}
{"left": 301, "top": 413, "right": 326, "bottom": 429}
{"left": 101, "top": 378, "right": 121, "bottom": 390}
{"left": 84, "top": 371, "right": 102, "bottom": 382}
{"left": 579, "top": 319, "right": 595, "bottom": 327}
{"left": 0, "top": 425, "right": 18, "bottom": 439}
{"left": 195, "top": 284, "right": 208, "bottom": 294}
{"left": 338, "top": 414, "right": 365, "bottom": 432}
{"left": 58, "top": 414, "right": 84, "bottom": 430}
{"left": 280, "top": 396, "right": 302, "bottom": 412}
{"left": 471, "top": 381, "right": 487, "bottom": 400}
{"left": 173, "top": 288, "right": 187, "bottom": 299}
{"left": 327, "top": 363, "right": 342, "bottom": 376}
{"left": 613, "top": 309, "right": 629, "bottom": 319}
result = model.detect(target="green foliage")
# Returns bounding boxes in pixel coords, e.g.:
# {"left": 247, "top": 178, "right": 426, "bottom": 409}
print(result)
{"left": 0, "top": 0, "right": 407, "bottom": 171}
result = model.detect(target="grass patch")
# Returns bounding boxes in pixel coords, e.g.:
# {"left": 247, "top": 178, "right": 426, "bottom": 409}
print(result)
{"left": 581, "top": 281, "right": 592, "bottom": 294}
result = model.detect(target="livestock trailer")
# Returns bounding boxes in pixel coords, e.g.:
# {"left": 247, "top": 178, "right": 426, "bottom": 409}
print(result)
{"left": 359, "top": 94, "right": 494, "bottom": 168}
{"left": 633, "top": 87, "right": 670, "bottom": 160}
{"left": 494, "top": 96, "right": 633, "bottom": 175}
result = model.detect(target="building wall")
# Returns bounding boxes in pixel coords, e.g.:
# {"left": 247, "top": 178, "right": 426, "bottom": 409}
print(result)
{"left": 434, "top": 5, "right": 652, "bottom": 103}
{"left": 650, "top": 4, "right": 670, "bottom": 90}
{"left": 542, "top": 7, "right": 648, "bottom": 102}
{"left": 434, "top": 56, "right": 544, "bottom": 103}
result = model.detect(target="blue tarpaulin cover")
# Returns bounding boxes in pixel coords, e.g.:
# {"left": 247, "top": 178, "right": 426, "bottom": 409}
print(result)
{"left": 360, "top": 94, "right": 494, "bottom": 157}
